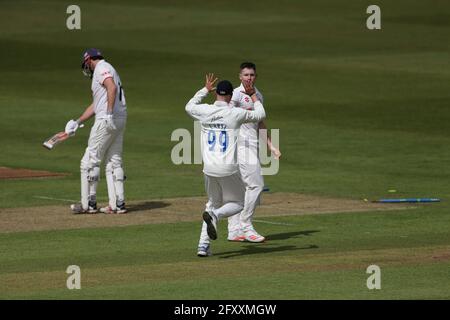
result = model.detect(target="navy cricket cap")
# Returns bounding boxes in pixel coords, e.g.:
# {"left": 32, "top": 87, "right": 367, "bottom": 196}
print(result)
{"left": 216, "top": 80, "right": 233, "bottom": 96}
{"left": 81, "top": 48, "right": 103, "bottom": 67}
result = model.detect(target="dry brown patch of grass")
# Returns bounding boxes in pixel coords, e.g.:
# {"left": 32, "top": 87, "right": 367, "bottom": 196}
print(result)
{"left": 0, "top": 193, "right": 412, "bottom": 233}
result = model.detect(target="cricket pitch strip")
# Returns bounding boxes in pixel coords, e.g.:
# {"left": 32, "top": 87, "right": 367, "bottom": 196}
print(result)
{"left": 0, "top": 193, "right": 415, "bottom": 233}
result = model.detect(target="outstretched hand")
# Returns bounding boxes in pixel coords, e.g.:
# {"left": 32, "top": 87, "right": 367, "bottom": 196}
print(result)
{"left": 205, "top": 73, "right": 218, "bottom": 92}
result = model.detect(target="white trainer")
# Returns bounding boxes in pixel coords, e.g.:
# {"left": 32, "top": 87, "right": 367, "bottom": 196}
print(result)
{"left": 116, "top": 204, "right": 127, "bottom": 214}
{"left": 100, "top": 204, "right": 127, "bottom": 214}
{"left": 244, "top": 228, "right": 265, "bottom": 243}
{"left": 197, "top": 244, "right": 212, "bottom": 257}
{"left": 70, "top": 203, "right": 97, "bottom": 214}
{"left": 227, "top": 230, "right": 245, "bottom": 242}
{"left": 100, "top": 206, "right": 116, "bottom": 214}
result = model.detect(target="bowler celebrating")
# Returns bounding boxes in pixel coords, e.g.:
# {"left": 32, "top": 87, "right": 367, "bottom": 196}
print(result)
{"left": 185, "top": 74, "right": 266, "bottom": 257}
{"left": 227, "top": 62, "right": 281, "bottom": 242}
{"left": 204, "top": 62, "right": 281, "bottom": 243}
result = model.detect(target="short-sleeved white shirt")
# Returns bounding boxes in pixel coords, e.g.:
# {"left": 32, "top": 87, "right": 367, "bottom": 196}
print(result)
{"left": 91, "top": 60, "right": 127, "bottom": 119}
{"left": 230, "top": 84, "right": 264, "bottom": 144}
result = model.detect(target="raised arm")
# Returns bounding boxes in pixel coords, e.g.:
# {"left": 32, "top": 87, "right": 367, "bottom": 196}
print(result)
{"left": 238, "top": 80, "right": 266, "bottom": 123}
{"left": 185, "top": 87, "right": 209, "bottom": 115}
{"left": 185, "top": 73, "right": 218, "bottom": 119}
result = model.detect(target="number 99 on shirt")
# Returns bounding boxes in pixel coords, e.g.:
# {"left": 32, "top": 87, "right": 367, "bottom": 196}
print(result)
{"left": 207, "top": 130, "right": 228, "bottom": 152}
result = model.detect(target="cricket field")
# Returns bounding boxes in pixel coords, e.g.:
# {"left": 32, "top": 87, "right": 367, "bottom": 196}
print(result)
{"left": 0, "top": 0, "right": 449, "bottom": 299}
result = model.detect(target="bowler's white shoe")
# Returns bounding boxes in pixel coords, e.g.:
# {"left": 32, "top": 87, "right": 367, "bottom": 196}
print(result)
{"left": 100, "top": 206, "right": 116, "bottom": 214}
{"left": 116, "top": 202, "right": 127, "bottom": 214}
{"left": 202, "top": 211, "right": 218, "bottom": 240}
{"left": 244, "top": 229, "right": 265, "bottom": 243}
{"left": 197, "top": 244, "right": 212, "bottom": 257}
{"left": 100, "top": 204, "right": 127, "bottom": 214}
{"left": 227, "top": 230, "right": 245, "bottom": 242}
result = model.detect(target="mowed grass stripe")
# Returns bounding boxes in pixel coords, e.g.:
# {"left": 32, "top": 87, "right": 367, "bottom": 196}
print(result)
{"left": 3, "top": 260, "right": 449, "bottom": 300}
{"left": 0, "top": 209, "right": 449, "bottom": 277}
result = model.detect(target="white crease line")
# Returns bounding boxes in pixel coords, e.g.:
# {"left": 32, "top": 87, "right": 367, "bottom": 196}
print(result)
{"left": 34, "top": 196, "right": 77, "bottom": 203}
{"left": 253, "top": 219, "right": 295, "bottom": 226}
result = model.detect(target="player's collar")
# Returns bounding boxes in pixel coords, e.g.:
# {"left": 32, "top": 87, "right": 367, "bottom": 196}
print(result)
{"left": 214, "top": 101, "right": 229, "bottom": 107}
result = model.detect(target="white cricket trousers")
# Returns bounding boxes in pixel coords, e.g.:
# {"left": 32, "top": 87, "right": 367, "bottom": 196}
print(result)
{"left": 80, "top": 117, "right": 126, "bottom": 210}
{"left": 228, "top": 141, "right": 264, "bottom": 232}
{"left": 198, "top": 172, "right": 245, "bottom": 246}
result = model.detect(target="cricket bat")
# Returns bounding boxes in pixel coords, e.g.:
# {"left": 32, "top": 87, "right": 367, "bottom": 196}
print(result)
{"left": 42, "top": 124, "right": 84, "bottom": 150}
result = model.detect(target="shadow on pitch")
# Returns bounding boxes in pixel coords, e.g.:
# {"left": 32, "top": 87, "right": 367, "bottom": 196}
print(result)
{"left": 266, "top": 230, "right": 320, "bottom": 241}
{"left": 127, "top": 201, "right": 171, "bottom": 213}
{"left": 215, "top": 244, "right": 319, "bottom": 259}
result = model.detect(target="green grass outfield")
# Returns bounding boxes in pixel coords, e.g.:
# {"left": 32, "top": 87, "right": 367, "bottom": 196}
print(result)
{"left": 0, "top": 0, "right": 449, "bottom": 299}
{"left": 1, "top": 210, "right": 449, "bottom": 299}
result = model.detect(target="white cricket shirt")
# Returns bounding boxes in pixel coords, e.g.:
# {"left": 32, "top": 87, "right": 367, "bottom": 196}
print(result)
{"left": 230, "top": 83, "right": 264, "bottom": 144}
{"left": 91, "top": 60, "right": 127, "bottom": 119}
{"left": 185, "top": 87, "right": 266, "bottom": 177}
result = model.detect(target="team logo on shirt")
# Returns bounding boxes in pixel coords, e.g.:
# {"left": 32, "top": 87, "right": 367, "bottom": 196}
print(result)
{"left": 244, "top": 97, "right": 250, "bottom": 103}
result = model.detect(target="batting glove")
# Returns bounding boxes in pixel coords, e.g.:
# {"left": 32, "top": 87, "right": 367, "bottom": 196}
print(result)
{"left": 105, "top": 114, "right": 116, "bottom": 131}
{"left": 65, "top": 119, "right": 79, "bottom": 135}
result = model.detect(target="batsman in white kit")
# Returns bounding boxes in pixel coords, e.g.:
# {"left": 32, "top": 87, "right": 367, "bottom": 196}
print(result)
{"left": 185, "top": 74, "right": 266, "bottom": 257}
{"left": 66, "top": 48, "right": 127, "bottom": 214}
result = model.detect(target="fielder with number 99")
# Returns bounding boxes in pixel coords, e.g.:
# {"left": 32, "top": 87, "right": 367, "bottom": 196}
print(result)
{"left": 185, "top": 74, "right": 267, "bottom": 257}
{"left": 66, "top": 48, "right": 128, "bottom": 214}
{"left": 204, "top": 62, "right": 281, "bottom": 243}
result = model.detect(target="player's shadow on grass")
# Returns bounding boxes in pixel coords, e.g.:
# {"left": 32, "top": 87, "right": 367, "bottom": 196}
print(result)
{"left": 127, "top": 201, "right": 170, "bottom": 213}
{"left": 266, "top": 230, "right": 320, "bottom": 241}
{"left": 216, "top": 244, "right": 318, "bottom": 259}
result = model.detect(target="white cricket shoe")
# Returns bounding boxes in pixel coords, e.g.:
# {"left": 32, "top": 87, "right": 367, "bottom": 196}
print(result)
{"left": 116, "top": 202, "right": 127, "bottom": 214}
{"left": 70, "top": 203, "right": 98, "bottom": 214}
{"left": 100, "top": 204, "right": 127, "bottom": 214}
{"left": 227, "top": 230, "right": 245, "bottom": 242}
{"left": 100, "top": 206, "right": 128, "bottom": 214}
{"left": 244, "top": 228, "right": 265, "bottom": 243}
{"left": 197, "top": 244, "right": 212, "bottom": 257}
{"left": 100, "top": 206, "right": 116, "bottom": 214}
{"left": 202, "top": 211, "right": 218, "bottom": 240}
